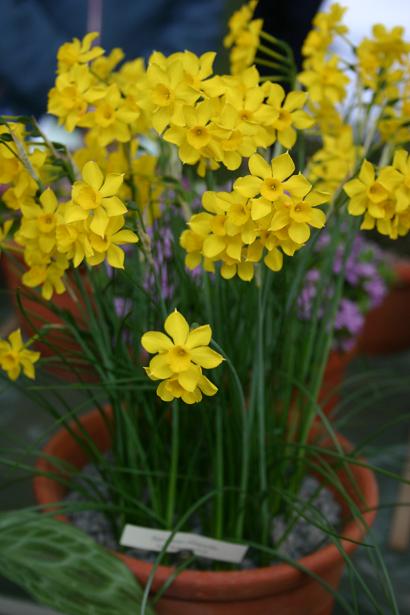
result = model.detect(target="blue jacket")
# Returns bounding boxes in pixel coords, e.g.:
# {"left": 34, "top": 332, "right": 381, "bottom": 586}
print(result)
{"left": 0, "top": 0, "right": 224, "bottom": 115}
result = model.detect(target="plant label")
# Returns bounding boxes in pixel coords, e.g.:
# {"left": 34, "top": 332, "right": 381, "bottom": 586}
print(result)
{"left": 120, "top": 525, "right": 248, "bottom": 564}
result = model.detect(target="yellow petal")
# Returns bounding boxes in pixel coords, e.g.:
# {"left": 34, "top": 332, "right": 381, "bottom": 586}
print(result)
{"left": 271, "top": 152, "right": 295, "bottom": 181}
{"left": 90, "top": 209, "right": 108, "bottom": 237}
{"left": 107, "top": 244, "right": 125, "bottom": 269}
{"left": 237, "top": 262, "right": 254, "bottom": 281}
{"left": 198, "top": 374, "right": 218, "bottom": 396}
{"left": 264, "top": 248, "right": 283, "bottom": 271}
{"left": 9, "top": 329, "right": 23, "bottom": 351}
{"left": 39, "top": 188, "right": 58, "bottom": 212}
{"left": 157, "top": 380, "right": 175, "bottom": 401}
{"left": 149, "top": 353, "right": 173, "bottom": 379}
{"left": 186, "top": 325, "right": 212, "bottom": 349}
{"left": 220, "top": 263, "right": 236, "bottom": 279}
{"left": 100, "top": 173, "right": 124, "bottom": 197}
{"left": 284, "top": 90, "right": 307, "bottom": 112}
{"left": 112, "top": 229, "right": 139, "bottom": 244}
{"left": 234, "top": 175, "right": 263, "bottom": 198}
{"left": 251, "top": 198, "right": 272, "bottom": 220}
{"left": 82, "top": 161, "right": 104, "bottom": 191}
{"left": 141, "top": 331, "right": 173, "bottom": 353}
{"left": 282, "top": 174, "right": 311, "bottom": 198}
{"left": 288, "top": 222, "right": 310, "bottom": 243}
{"left": 190, "top": 346, "right": 224, "bottom": 368}
{"left": 181, "top": 388, "right": 202, "bottom": 404}
{"left": 202, "top": 235, "right": 225, "bottom": 258}
{"left": 102, "top": 196, "right": 128, "bottom": 216}
{"left": 177, "top": 365, "right": 201, "bottom": 392}
{"left": 164, "top": 310, "right": 189, "bottom": 345}
{"left": 248, "top": 154, "right": 271, "bottom": 179}
{"left": 359, "top": 160, "right": 374, "bottom": 186}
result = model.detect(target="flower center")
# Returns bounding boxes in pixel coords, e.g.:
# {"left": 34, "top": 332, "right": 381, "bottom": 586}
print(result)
{"left": 367, "top": 181, "right": 389, "bottom": 203}
{"left": 167, "top": 345, "right": 192, "bottom": 372}
{"left": 1, "top": 351, "right": 19, "bottom": 370}
{"left": 188, "top": 125, "right": 210, "bottom": 148}
{"left": 37, "top": 213, "right": 55, "bottom": 233}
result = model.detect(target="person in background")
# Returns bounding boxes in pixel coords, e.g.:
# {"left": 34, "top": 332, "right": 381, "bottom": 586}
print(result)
{"left": 0, "top": 0, "right": 224, "bottom": 116}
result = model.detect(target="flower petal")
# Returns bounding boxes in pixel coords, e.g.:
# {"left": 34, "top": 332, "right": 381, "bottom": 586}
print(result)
{"left": 198, "top": 374, "right": 218, "bottom": 396}
{"left": 288, "top": 221, "right": 310, "bottom": 243}
{"left": 177, "top": 365, "right": 201, "bottom": 392}
{"left": 100, "top": 173, "right": 124, "bottom": 197}
{"left": 82, "top": 161, "right": 104, "bottom": 191}
{"left": 164, "top": 310, "right": 189, "bottom": 345}
{"left": 271, "top": 152, "right": 295, "bottom": 181}
{"left": 248, "top": 154, "right": 271, "bottom": 179}
{"left": 234, "top": 175, "right": 263, "bottom": 198}
{"left": 141, "top": 331, "right": 173, "bottom": 353}
{"left": 186, "top": 325, "right": 212, "bottom": 349}
{"left": 149, "top": 353, "right": 173, "bottom": 379}
{"left": 190, "top": 346, "right": 224, "bottom": 368}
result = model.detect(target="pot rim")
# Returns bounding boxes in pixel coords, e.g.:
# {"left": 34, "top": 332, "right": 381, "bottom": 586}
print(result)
{"left": 33, "top": 406, "right": 378, "bottom": 601}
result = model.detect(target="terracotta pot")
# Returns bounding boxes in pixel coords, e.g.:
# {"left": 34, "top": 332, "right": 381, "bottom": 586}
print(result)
{"left": 34, "top": 408, "right": 378, "bottom": 615}
{"left": 357, "top": 260, "right": 410, "bottom": 355}
{"left": 1, "top": 253, "right": 97, "bottom": 382}
{"left": 319, "top": 347, "right": 357, "bottom": 415}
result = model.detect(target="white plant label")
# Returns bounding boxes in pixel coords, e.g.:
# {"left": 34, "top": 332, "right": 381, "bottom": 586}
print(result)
{"left": 120, "top": 525, "right": 248, "bottom": 564}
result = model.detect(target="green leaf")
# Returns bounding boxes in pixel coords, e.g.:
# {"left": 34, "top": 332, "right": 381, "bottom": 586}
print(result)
{"left": 0, "top": 510, "right": 156, "bottom": 615}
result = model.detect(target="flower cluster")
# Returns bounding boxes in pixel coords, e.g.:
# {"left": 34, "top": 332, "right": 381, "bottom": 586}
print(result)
{"left": 223, "top": 0, "right": 262, "bottom": 75}
{"left": 181, "top": 152, "right": 328, "bottom": 281}
{"left": 141, "top": 310, "right": 223, "bottom": 404}
{"left": 344, "top": 152, "right": 410, "bottom": 239}
{"left": 0, "top": 329, "right": 40, "bottom": 381}
{"left": 48, "top": 32, "right": 312, "bottom": 178}
{"left": 11, "top": 158, "right": 138, "bottom": 299}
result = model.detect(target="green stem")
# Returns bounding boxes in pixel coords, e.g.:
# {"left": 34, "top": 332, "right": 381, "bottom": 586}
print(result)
{"left": 211, "top": 340, "right": 249, "bottom": 541}
{"left": 256, "top": 278, "right": 269, "bottom": 545}
{"left": 214, "top": 399, "right": 224, "bottom": 539}
{"left": 166, "top": 401, "right": 179, "bottom": 528}
{"left": 257, "top": 43, "right": 292, "bottom": 65}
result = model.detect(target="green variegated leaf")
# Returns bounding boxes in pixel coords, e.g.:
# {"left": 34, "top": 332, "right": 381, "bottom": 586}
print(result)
{"left": 0, "top": 511, "right": 156, "bottom": 615}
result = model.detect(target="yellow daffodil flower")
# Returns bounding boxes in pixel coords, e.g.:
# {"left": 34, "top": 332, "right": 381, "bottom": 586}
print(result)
{"left": 264, "top": 84, "right": 313, "bottom": 149}
{"left": 141, "top": 310, "right": 224, "bottom": 404}
{"left": 57, "top": 32, "right": 104, "bottom": 74}
{"left": 234, "top": 152, "right": 311, "bottom": 202}
{"left": 87, "top": 215, "right": 138, "bottom": 269}
{"left": 67, "top": 161, "right": 127, "bottom": 237}
{"left": 0, "top": 329, "right": 40, "bottom": 381}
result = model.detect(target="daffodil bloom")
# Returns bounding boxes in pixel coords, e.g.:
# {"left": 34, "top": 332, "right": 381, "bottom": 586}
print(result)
{"left": 269, "top": 191, "right": 328, "bottom": 244}
{"left": 298, "top": 55, "right": 349, "bottom": 104}
{"left": 264, "top": 84, "right": 314, "bottom": 149}
{"left": 48, "top": 64, "right": 104, "bottom": 132}
{"left": 67, "top": 161, "right": 127, "bottom": 237}
{"left": 302, "top": 3, "right": 348, "bottom": 59}
{"left": 234, "top": 152, "right": 311, "bottom": 202}
{"left": 163, "top": 100, "right": 226, "bottom": 172}
{"left": 87, "top": 216, "right": 139, "bottom": 269}
{"left": 344, "top": 160, "right": 401, "bottom": 218}
{"left": 16, "top": 188, "right": 59, "bottom": 255}
{"left": 141, "top": 310, "right": 223, "bottom": 404}
{"left": 57, "top": 32, "right": 104, "bottom": 73}
{"left": 22, "top": 255, "right": 69, "bottom": 300}
{"left": 0, "top": 329, "right": 40, "bottom": 381}
{"left": 146, "top": 55, "right": 199, "bottom": 134}
{"left": 82, "top": 84, "right": 140, "bottom": 147}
